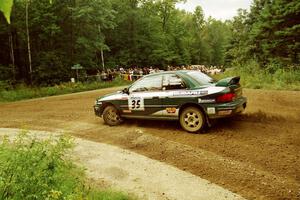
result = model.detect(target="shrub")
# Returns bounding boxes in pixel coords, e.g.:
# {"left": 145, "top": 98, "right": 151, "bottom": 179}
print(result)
{"left": 214, "top": 61, "right": 300, "bottom": 90}
{"left": 0, "top": 81, "right": 13, "bottom": 91}
{"left": 0, "top": 132, "right": 134, "bottom": 200}
{"left": 0, "top": 133, "right": 86, "bottom": 200}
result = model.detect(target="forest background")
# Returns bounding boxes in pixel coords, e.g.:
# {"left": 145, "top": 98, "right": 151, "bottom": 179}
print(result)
{"left": 0, "top": 0, "right": 299, "bottom": 88}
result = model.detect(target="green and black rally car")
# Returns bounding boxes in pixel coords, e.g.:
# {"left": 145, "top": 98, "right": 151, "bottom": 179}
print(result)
{"left": 94, "top": 70, "right": 247, "bottom": 133}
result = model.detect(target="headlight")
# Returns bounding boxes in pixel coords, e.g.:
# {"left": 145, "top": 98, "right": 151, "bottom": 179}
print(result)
{"left": 95, "top": 100, "right": 102, "bottom": 105}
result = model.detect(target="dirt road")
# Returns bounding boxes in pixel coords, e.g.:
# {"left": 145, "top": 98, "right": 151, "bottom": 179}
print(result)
{"left": 0, "top": 87, "right": 299, "bottom": 199}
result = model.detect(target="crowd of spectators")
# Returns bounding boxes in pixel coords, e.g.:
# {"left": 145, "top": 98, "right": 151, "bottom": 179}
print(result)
{"left": 99, "top": 65, "right": 224, "bottom": 81}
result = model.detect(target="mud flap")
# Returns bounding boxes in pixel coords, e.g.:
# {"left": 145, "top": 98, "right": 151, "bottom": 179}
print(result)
{"left": 199, "top": 114, "right": 211, "bottom": 133}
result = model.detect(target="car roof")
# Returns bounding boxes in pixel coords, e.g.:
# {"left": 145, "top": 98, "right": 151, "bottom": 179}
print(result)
{"left": 142, "top": 70, "right": 206, "bottom": 88}
{"left": 144, "top": 70, "right": 193, "bottom": 77}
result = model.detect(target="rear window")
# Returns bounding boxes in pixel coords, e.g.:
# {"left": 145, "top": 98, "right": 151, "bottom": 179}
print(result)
{"left": 186, "top": 71, "right": 215, "bottom": 85}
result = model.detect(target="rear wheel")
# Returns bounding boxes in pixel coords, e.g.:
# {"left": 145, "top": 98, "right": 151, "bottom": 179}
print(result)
{"left": 103, "top": 105, "right": 123, "bottom": 126}
{"left": 179, "top": 106, "right": 205, "bottom": 133}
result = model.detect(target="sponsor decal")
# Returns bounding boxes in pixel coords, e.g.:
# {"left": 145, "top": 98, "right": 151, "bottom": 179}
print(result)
{"left": 207, "top": 107, "right": 216, "bottom": 114}
{"left": 198, "top": 98, "right": 216, "bottom": 103}
{"left": 200, "top": 90, "right": 208, "bottom": 95}
{"left": 166, "top": 107, "right": 177, "bottom": 113}
{"left": 173, "top": 90, "right": 208, "bottom": 96}
{"left": 218, "top": 110, "right": 232, "bottom": 115}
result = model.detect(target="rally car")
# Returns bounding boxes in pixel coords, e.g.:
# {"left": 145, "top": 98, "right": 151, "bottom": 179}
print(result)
{"left": 94, "top": 70, "right": 247, "bottom": 133}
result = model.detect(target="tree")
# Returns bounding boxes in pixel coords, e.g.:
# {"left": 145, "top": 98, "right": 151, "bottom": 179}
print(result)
{"left": 0, "top": 0, "right": 251, "bottom": 85}
{"left": 249, "top": 0, "right": 300, "bottom": 65}
{"left": 25, "top": 0, "right": 33, "bottom": 84}
{"left": 225, "top": 9, "right": 250, "bottom": 65}
{"left": 226, "top": 0, "right": 300, "bottom": 67}
{"left": 72, "top": 0, "right": 115, "bottom": 68}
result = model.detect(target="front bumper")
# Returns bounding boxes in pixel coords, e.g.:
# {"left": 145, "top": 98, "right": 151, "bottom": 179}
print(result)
{"left": 94, "top": 104, "right": 103, "bottom": 117}
{"left": 206, "top": 97, "right": 247, "bottom": 119}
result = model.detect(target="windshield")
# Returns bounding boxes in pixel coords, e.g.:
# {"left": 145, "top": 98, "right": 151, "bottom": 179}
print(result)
{"left": 186, "top": 71, "right": 215, "bottom": 86}
{"left": 129, "top": 75, "right": 163, "bottom": 93}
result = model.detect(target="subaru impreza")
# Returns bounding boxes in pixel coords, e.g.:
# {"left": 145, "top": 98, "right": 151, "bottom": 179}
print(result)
{"left": 94, "top": 70, "right": 247, "bottom": 133}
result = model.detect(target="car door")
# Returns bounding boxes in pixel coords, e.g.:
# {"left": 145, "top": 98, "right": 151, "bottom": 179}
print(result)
{"left": 161, "top": 73, "right": 189, "bottom": 118}
{"left": 127, "top": 74, "right": 165, "bottom": 118}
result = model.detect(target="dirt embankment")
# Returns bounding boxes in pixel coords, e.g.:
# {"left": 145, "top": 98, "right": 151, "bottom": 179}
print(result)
{"left": 0, "top": 87, "right": 299, "bottom": 199}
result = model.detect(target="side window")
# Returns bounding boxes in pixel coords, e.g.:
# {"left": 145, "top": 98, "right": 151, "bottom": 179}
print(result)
{"left": 129, "top": 75, "right": 162, "bottom": 93}
{"left": 163, "top": 74, "right": 186, "bottom": 90}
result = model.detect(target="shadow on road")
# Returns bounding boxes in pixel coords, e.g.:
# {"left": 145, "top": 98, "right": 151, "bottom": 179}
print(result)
{"left": 116, "top": 110, "right": 288, "bottom": 134}
{"left": 122, "top": 119, "right": 181, "bottom": 131}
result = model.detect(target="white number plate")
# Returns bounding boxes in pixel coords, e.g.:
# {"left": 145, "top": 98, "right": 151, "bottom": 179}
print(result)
{"left": 128, "top": 96, "right": 144, "bottom": 111}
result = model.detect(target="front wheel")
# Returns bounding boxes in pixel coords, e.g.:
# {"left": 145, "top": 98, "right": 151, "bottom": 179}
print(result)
{"left": 102, "top": 105, "right": 123, "bottom": 126}
{"left": 179, "top": 106, "right": 206, "bottom": 133}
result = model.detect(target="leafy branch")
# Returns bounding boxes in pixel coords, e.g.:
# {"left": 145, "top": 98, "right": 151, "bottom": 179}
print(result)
{"left": 0, "top": 0, "right": 13, "bottom": 23}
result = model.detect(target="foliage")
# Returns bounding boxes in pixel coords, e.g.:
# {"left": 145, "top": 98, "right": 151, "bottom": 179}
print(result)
{"left": 248, "top": 0, "right": 300, "bottom": 65}
{"left": 0, "top": 0, "right": 299, "bottom": 87}
{"left": 0, "top": 0, "right": 13, "bottom": 23}
{"left": 0, "top": 132, "right": 134, "bottom": 200}
{"left": 87, "top": 189, "right": 133, "bottom": 200}
{"left": 0, "top": 132, "right": 85, "bottom": 199}
{"left": 214, "top": 60, "right": 300, "bottom": 90}
{"left": 0, "top": 77, "right": 129, "bottom": 102}
{"left": 103, "top": 0, "right": 231, "bottom": 68}
{"left": 0, "top": 0, "right": 231, "bottom": 85}
{"left": 0, "top": 0, "right": 116, "bottom": 85}
{"left": 226, "top": 0, "right": 300, "bottom": 67}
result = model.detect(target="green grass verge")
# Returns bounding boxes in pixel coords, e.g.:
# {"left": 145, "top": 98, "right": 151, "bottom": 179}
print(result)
{"left": 88, "top": 190, "right": 134, "bottom": 200}
{"left": 0, "top": 131, "right": 135, "bottom": 200}
{"left": 0, "top": 77, "right": 130, "bottom": 102}
{"left": 214, "top": 63, "right": 300, "bottom": 91}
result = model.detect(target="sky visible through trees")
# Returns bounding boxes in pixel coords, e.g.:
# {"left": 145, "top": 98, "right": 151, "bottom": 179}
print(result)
{"left": 176, "top": 0, "right": 252, "bottom": 20}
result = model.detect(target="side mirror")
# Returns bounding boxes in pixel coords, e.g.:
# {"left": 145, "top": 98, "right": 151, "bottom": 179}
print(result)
{"left": 122, "top": 87, "right": 129, "bottom": 94}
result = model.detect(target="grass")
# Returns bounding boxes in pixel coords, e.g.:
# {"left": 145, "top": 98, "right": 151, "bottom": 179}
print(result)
{"left": 214, "top": 62, "right": 300, "bottom": 90}
{"left": 0, "top": 131, "right": 135, "bottom": 200}
{"left": 0, "top": 77, "right": 130, "bottom": 102}
{"left": 88, "top": 190, "right": 133, "bottom": 200}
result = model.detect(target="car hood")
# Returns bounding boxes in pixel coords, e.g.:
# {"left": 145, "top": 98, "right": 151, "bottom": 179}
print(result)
{"left": 97, "top": 91, "right": 125, "bottom": 101}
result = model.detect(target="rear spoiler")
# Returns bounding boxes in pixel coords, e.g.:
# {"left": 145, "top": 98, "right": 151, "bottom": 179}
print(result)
{"left": 215, "top": 76, "right": 240, "bottom": 87}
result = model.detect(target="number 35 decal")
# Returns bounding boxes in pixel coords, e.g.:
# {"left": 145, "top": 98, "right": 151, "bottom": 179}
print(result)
{"left": 129, "top": 97, "right": 144, "bottom": 110}
{"left": 132, "top": 99, "right": 140, "bottom": 109}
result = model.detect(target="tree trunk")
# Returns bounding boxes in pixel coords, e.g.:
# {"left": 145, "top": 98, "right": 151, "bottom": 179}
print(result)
{"left": 98, "top": 25, "right": 105, "bottom": 71}
{"left": 26, "top": 0, "right": 33, "bottom": 85}
{"left": 9, "top": 28, "right": 15, "bottom": 82}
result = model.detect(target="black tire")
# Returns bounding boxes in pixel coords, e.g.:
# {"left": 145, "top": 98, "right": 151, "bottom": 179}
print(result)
{"left": 102, "top": 105, "right": 123, "bottom": 126}
{"left": 179, "top": 106, "right": 206, "bottom": 133}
